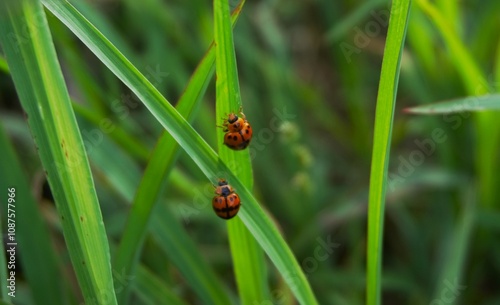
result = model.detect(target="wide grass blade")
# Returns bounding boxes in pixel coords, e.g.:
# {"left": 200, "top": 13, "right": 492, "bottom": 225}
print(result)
{"left": 366, "top": 1, "right": 412, "bottom": 305}
{"left": 0, "top": 0, "right": 116, "bottom": 304}
{"left": 404, "top": 94, "right": 500, "bottom": 114}
{"left": 114, "top": 2, "right": 245, "bottom": 304}
{"left": 213, "top": 0, "right": 269, "bottom": 304}
{"left": 43, "top": 0, "right": 317, "bottom": 303}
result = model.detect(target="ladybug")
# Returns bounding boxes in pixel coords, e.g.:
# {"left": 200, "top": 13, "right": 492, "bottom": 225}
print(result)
{"left": 221, "top": 112, "right": 253, "bottom": 150}
{"left": 212, "top": 179, "right": 241, "bottom": 220}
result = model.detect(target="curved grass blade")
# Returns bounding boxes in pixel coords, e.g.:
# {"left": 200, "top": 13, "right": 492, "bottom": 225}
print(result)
{"left": 114, "top": 2, "right": 245, "bottom": 304}
{"left": 0, "top": 0, "right": 117, "bottom": 304}
{"left": 366, "top": 1, "right": 411, "bottom": 305}
{"left": 404, "top": 94, "right": 500, "bottom": 114}
{"left": 42, "top": 1, "right": 318, "bottom": 303}
{"left": 213, "top": 0, "right": 270, "bottom": 304}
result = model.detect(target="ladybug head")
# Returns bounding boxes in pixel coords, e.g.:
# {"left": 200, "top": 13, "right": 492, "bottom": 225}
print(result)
{"left": 217, "top": 179, "right": 228, "bottom": 186}
{"left": 216, "top": 179, "right": 233, "bottom": 196}
{"left": 220, "top": 186, "right": 232, "bottom": 196}
{"left": 227, "top": 113, "right": 239, "bottom": 124}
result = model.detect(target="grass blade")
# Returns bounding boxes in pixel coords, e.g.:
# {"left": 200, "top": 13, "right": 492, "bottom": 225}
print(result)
{"left": 366, "top": 1, "right": 411, "bottom": 304}
{"left": 0, "top": 0, "right": 116, "bottom": 304}
{"left": 404, "top": 94, "right": 500, "bottom": 114}
{"left": 213, "top": 0, "right": 269, "bottom": 304}
{"left": 42, "top": 0, "right": 318, "bottom": 303}
{"left": 114, "top": 2, "right": 245, "bottom": 304}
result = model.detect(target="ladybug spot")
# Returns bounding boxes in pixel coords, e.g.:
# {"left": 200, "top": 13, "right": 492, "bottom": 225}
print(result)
{"left": 218, "top": 198, "right": 223, "bottom": 203}
{"left": 232, "top": 135, "right": 238, "bottom": 140}
{"left": 230, "top": 197, "right": 234, "bottom": 201}
{"left": 246, "top": 130, "right": 249, "bottom": 134}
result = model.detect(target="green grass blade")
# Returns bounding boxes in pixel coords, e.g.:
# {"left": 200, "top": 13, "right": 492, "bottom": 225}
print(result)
{"left": 213, "top": 0, "right": 269, "bottom": 304}
{"left": 42, "top": 1, "right": 317, "bottom": 303}
{"left": 404, "top": 94, "right": 500, "bottom": 114}
{"left": 366, "top": 1, "right": 411, "bottom": 305}
{"left": 0, "top": 124, "right": 68, "bottom": 304}
{"left": 113, "top": 2, "right": 245, "bottom": 304}
{"left": 0, "top": 1, "right": 116, "bottom": 304}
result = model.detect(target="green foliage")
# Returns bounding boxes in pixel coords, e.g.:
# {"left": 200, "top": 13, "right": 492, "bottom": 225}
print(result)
{"left": 1, "top": 0, "right": 499, "bottom": 304}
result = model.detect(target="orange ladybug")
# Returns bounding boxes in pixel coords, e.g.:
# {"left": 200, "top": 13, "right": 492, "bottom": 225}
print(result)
{"left": 212, "top": 179, "right": 241, "bottom": 220}
{"left": 221, "top": 112, "right": 253, "bottom": 150}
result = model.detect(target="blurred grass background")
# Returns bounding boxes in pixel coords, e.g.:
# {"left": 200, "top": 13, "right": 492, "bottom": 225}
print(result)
{"left": 1, "top": 0, "right": 500, "bottom": 304}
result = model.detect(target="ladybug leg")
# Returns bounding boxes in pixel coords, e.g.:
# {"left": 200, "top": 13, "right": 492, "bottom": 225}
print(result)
{"left": 221, "top": 112, "right": 229, "bottom": 121}
{"left": 216, "top": 123, "right": 229, "bottom": 132}
{"left": 238, "top": 106, "right": 246, "bottom": 120}
{"left": 218, "top": 116, "right": 228, "bottom": 126}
